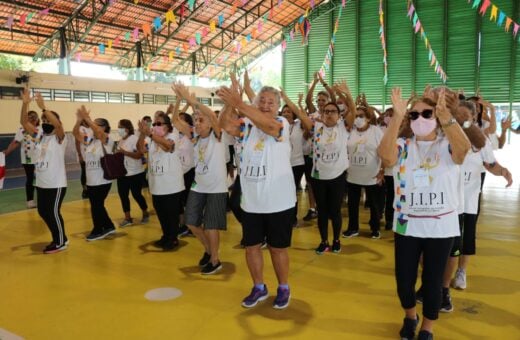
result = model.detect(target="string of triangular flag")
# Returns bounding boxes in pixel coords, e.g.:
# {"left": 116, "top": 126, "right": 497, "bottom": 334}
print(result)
{"left": 318, "top": 2, "right": 346, "bottom": 78}
{"left": 407, "top": 1, "right": 447, "bottom": 83}
{"left": 468, "top": 0, "right": 520, "bottom": 40}
{"left": 379, "top": 0, "right": 388, "bottom": 85}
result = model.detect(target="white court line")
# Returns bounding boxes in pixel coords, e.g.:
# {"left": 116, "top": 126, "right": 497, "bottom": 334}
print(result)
{"left": 0, "top": 328, "right": 24, "bottom": 340}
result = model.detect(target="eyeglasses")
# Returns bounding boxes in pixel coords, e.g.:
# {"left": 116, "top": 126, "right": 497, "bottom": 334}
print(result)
{"left": 408, "top": 109, "right": 434, "bottom": 120}
{"left": 152, "top": 122, "right": 163, "bottom": 127}
{"left": 323, "top": 110, "right": 339, "bottom": 115}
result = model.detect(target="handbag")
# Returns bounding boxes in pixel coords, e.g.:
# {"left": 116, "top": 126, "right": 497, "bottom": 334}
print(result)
{"left": 100, "top": 141, "right": 127, "bottom": 180}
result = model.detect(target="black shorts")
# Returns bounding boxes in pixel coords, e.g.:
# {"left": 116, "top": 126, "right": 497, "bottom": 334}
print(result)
{"left": 450, "top": 214, "right": 464, "bottom": 257}
{"left": 451, "top": 213, "right": 478, "bottom": 256}
{"left": 242, "top": 208, "right": 294, "bottom": 248}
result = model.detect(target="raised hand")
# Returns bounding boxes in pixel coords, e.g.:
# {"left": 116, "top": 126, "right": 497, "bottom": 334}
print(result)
{"left": 35, "top": 92, "right": 46, "bottom": 110}
{"left": 77, "top": 105, "right": 90, "bottom": 119}
{"left": 216, "top": 86, "right": 243, "bottom": 108}
{"left": 436, "top": 88, "right": 452, "bottom": 125}
{"left": 391, "top": 87, "right": 408, "bottom": 118}
{"left": 243, "top": 70, "right": 251, "bottom": 88}
{"left": 501, "top": 117, "right": 512, "bottom": 131}
{"left": 172, "top": 82, "right": 192, "bottom": 104}
{"left": 20, "top": 86, "right": 31, "bottom": 104}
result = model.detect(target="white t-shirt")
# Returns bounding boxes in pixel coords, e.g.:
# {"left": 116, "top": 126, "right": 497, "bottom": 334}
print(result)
{"left": 347, "top": 125, "right": 383, "bottom": 185}
{"left": 85, "top": 138, "right": 114, "bottom": 186}
{"left": 311, "top": 120, "right": 349, "bottom": 180}
{"left": 462, "top": 140, "right": 496, "bottom": 214}
{"left": 118, "top": 134, "right": 145, "bottom": 177}
{"left": 392, "top": 136, "right": 461, "bottom": 238}
{"left": 192, "top": 131, "right": 228, "bottom": 193}
{"left": 239, "top": 117, "right": 296, "bottom": 213}
{"left": 379, "top": 126, "right": 394, "bottom": 176}
{"left": 34, "top": 134, "right": 67, "bottom": 188}
{"left": 172, "top": 129, "right": 195, "bottom": 174}
{"left": 14, "top": 127, "right": 42, "bottom": 165}
{"left": 148, "top": 133, "right": 185, "bottom": 195}
{"left": 289, "top": 120, "right": 305, "bottom": 167}
{"left": 78, "top": 126, "right": 94, "bottom": 159}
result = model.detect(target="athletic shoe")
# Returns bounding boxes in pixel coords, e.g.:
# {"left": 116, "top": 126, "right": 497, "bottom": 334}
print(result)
{"left": 153, "top": 238, "right": 166, "bottom": 248}
{"left": 201, "top": 261, "right": 222, "bottom": 275}
{"left": 315, "top": 241, "right": 330, "bottom": 255}
{"left": 242, "top": 285, "right": 269, "bottom": 308}
{"left": 331, "top": 240, "right": 341, "bottom": 253}
{"left": 86, "top": 229, "right": 114, "bottom": 242}
{"left": 416, "top": 286, "right": 423, "bottom": 304}
{"left": 162, "top": 239, "right": 179, "bottom": 251}
{"left": 141, "top": 213, "right": 150, "bottom": 224}
{"left": 43, "top": 242, "right": 67, "bottom": 254}
{"left": 273, "top": 287, "right": 291, "bottom": 309}
{"left": 452, "top": 268, "right": 467, "bottom": 290}
{"left": 342, "top": 230, "right": 359, "bottom": 238}
{"left": 178, "top": 225, "right": 190, "bottom": 237}
{"left": 104, "top": 227, "right": 116, "bottom": 235}
{"left": 371, "top": 230, "right": 381, "bottom": 239}
{"left": 26, "top": 200, "right": 37, "bottom": 209}
{"left": 399, "top": 314, "right": 419, "bottom": 340}
{"left": 440, "top": 288, "right": 453, "bottom": 313}
{"left": 302, "top": 209, "right": 317, "bottom": 221}
{"left": 417, "top": 330, "right": 433, "bottom": 340}
{"left": 119, "top": 219, "right": 133, "bottom": 228}
{"left": 199, "top": 252, "right": 211, "bottom": 267}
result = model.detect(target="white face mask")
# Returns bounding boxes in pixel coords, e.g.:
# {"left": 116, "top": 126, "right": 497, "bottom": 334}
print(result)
{"left": 354, "top": 117, "right": 367, "bottom": 129}
{"left": 338, "top": 104, "right": 346, "bottom": 112}
{"left": 118, "top": 128, "right": 127, "bottom": 138}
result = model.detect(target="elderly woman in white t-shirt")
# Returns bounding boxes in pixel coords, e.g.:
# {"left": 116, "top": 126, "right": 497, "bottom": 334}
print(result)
{"left": 343, "top": 104, "right": 384, "bottom": 239}
{"left": 73, "top": 106, "right": 116, "bottom": 242}
{"left": 218, "top": 84, "right": 296, "bottom": 310}
{"left": 20, "top": 89, "right": 68, "bottom": 254}
{"left": 378, "top": 88, "right": 470, "bottom": 340}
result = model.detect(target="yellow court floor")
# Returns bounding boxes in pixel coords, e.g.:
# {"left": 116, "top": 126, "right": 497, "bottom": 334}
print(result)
{"left": 0, "top": 182, "right": 519, "bottom": 340}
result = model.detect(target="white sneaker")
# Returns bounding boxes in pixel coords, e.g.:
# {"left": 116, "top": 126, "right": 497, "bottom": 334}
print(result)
{"left": 26, "top": 200, "right": 37, "bottom": 209}
{"left": 452, "top": 269, "right": 467, "bottom": 290}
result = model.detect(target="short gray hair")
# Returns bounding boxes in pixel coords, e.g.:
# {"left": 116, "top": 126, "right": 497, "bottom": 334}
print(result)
{"left": 253, "top": 86, "right": 281, "bottom": 109}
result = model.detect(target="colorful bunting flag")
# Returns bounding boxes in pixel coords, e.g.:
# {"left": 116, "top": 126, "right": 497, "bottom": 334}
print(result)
{"left": 19, "top": 14, "right": 27, "bottom": 26}
{"left": 195, "top": 32, "right": 201, "bottom": 44}
{"left": 218, "top": 14, "right": 224, "bottom": 27}
{"left": 469, "top": 0, "right": 520, "bottom": 41}
{"left": 99, "top": 44, "right": 106, "bottom": 54}
{"left": 5, "top": 15, "right": 13, "bottom": 30}
{"left": 165, "top": 10, "right": 176, "bottom": 24}
{"left": 153, "top": 17, "right": 161, "bottom": 31}
{"left": 132, "top": 28, "right": 139, "bottom": 40}
{"left": 210, "top": 20, "right": 216, "bottom": 32}
{"left": 142, "top": 23, "right": 151, "bottom": 36}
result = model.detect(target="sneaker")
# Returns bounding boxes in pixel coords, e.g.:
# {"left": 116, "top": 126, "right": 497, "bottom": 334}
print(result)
{"left": 440, "top": 288, "right": 453, "bottom": 313}
{"left": 342, "top": 230, "right": 359, "bottom": 238}
{"left": 242, "top": 285, "right": 269, "bottom": 308}
{"left": 162, "top": 239, "right": 179, "bottom": 251}
{"left": 141, "top": 213, "right": 150, "bottom": 224}
{"left": 119, "top": 219, "right": 133, "bottom": 228}
{"left": 86, "top": 229, "right": 113, "bottom": 242}
{"left": 199, "top": 252, "right": 211, "bottom": 267}
{"left": 302, "top": 209, "right": 317, "bottom": 221}
{"left": 371, "top": 230, "right": 381, "bottom": 239}
{"left": 201, "top": 261, "right": 222, "bottom": 275}
{"left": 331, "top": 240, "right": 341, "bottom": 253}
{"left": 26, "top": 200, "right": 37, "bottom": 209}
{"left": 273, "top": 287, "right": 291, "bottom": 309}
{"left": 417, "top": 330, "right": 433, "bottom": 340}
{"left": 399, "top": 314, "right": 419, "bottom": 340}
{"left": 178, "top": 225, "right": 190, "bottom": 237}
{"left": 153, "top": 238, "right": 166, "bottom": 248}
{"left": 43, "top": 242, "right": 67, "bottom": 254}
{"left": 416, "top": 286, "right": 423, "bottom": 304}
{"left": 104, "top": 227, "right": 116, "bottom": 235}
{"left": 452, "top": 268, "right": 467, "bottom": 290}
{"left": 81, "top": 189, "right": 88, "bottom": 199}
{"left": 315, "top": 241, "right": 330, "bottom": 255}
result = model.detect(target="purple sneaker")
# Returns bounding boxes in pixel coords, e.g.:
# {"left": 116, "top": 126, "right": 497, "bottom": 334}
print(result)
{"left": 241, "top": 285, "right": 269, "bottom": 308}
{"left": 273, "top": 287, "right": 291, "bottom": 309}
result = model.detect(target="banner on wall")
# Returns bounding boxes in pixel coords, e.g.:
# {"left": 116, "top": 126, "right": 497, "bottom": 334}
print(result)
{"left": 469, "top": 0, "right": 520, "bottom": 40}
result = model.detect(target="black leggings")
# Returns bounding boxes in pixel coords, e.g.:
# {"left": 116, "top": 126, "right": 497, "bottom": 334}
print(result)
{"left": 87, "top": 183, "right": 114, "bottom": 234}
{"left": 117, "top": 172, "right": 148, "bottom": 213}
{"left": 312, "top": 172, "right": 346, "bottom": 241}
{"left": 152, "top": 192, "right": 182, "bottom": 243}
{"left": 181, "top": 168, "right": 196, "bottom": 211}
{"left": 395, "top": 234, "right": 454, "bottom": 320}
{"left": 229, "top": 175, "right": 243, "bottom": 224}
{"left": 292, "top": 165, "right": 305, "bottom": 221}
{"left": 23, "top": 164, "right": 35, "bottom": 201}
{"left": 347, "top": 182, "right": 381, "bottom": 232}
{"left": 384, "top": 175, "right": 395, "bottom": 228}
{"left": 37, "top": 187, "right": 67, "bottom": 245}
{"left": 80, "top": 160, "right": 86, "bottom": 187}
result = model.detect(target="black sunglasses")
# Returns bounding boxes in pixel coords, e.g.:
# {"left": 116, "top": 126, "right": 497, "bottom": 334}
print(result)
{"left": 152, "top": 122, "right": 163, "bottom": 127}
{"left": 408, "top": 109, "right": 434, "bottom": 121}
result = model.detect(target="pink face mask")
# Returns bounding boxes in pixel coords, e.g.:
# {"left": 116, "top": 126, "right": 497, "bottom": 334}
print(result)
{"left": 383, "top": 116, "right": 391, "bottom": 126}
{"left": 153, "top": 125, "right": 166, "bottom": 137}
{"left": 410, "top": 116, "right": 437, "bottom": 137}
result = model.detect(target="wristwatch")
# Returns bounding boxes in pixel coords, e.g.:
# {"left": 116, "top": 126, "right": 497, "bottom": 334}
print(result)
{"left": 441, "top": 117, "right": 457, "bottom": 129}
{"left": 462, "top": 120, "right": 473, "bottom": 129}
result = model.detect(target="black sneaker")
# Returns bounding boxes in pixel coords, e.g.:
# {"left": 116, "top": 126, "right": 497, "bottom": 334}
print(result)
{"left": 43, "top": 242, "right": 68, "bottom": 254}
{"left": 201, "top": 261, "right": 222, "bottom": 275}
{"left": 440, "top": 288, "right": 453, "bottom": 313}
{"left": 342, "top": 230, "right": 359, "bottom": 238}
{"left": 331, "top": 240, "right": 341, "bottom": 253}
{"left": 315, "top": 241, "right": 330, "bottom": 255}
{"left": 302, "top": 209, "right": 317, "bottom": 221}
{"left": 370, "top": 230, "right": 381, "bottom": 239}
{"left": 178, "top": 225, "right": 190, "bottom": 237}
{"left": 199, "top": 252, "right": 211, "bottom": 267}
{"left": 417, "top": 330, "right": 433, "bottom": 340}
{"left": 399, "top": 314, "right": 419, "bottom": 340}
{"left": 416, "top": 286, "right": 424, "bottom": 304}
{"left": 162, "top": 239, "right": 179, "bottom": 251}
